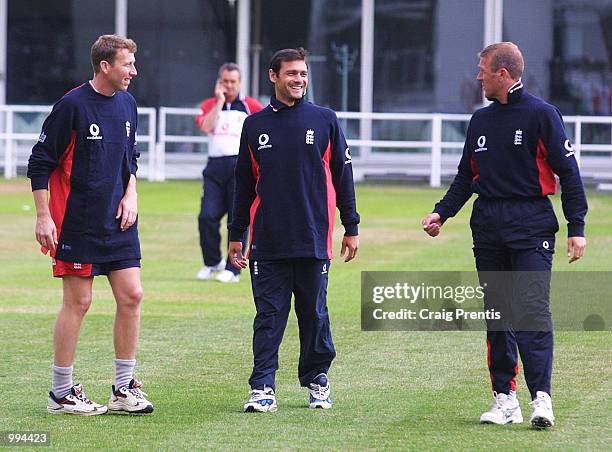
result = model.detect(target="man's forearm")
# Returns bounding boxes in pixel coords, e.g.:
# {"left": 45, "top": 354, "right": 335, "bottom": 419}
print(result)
{"left": 33, "top": 189, "right": 51, "bottom": 218}
{"left": 125, "top": 174, "right": 137, "bottom": 196}
{"left": 200, "top": 100, "right": 224, "bottom": 133}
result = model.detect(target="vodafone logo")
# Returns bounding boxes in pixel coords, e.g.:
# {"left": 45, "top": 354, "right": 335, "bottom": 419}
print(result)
{"left": 475, "top": 135, "right": 487, "bottom": 153}
{"left": 564, "top": 139, "right": 575, "bottom": 157}
{"left": 344, "top": 147, "right": 352, "bottom": 165}
{"left": 87, "top": 123, "right": 103, "bottom": 140}
{"left": 258, "top": 133, "right": 272, "bottom": 150}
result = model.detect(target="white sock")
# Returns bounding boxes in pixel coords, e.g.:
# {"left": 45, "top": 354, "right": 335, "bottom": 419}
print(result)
{"left": 51, "top": 365, "right": 73, "bottom": 399}
{"left": 115, "top": 358, "right": 136, "bottom": 389}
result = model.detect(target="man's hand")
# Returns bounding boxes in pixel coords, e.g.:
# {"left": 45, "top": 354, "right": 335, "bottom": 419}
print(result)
{"left": 422, "top": 213, "right": 442, "bottom": 237}
{"left": 35, "top": 212, "right": 58, "bottom": 253}
{"left": 340, "top": 235, "right": 359, "bottom": 262}
{"left": 116, "top": 189, "right": 138, "bottom": 232}
{"left": 568, "top": 236, "right": 586, "bottom": 263}
{"left": 214, "top": 80, "right": 225, "bottom": 102}
{"left": 229, "top": 241, "right": 247, "bottom": 269}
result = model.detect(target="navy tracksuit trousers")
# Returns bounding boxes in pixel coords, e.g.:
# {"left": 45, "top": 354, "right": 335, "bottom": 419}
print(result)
{"left": 198, "top": 156, "right": 244, "bottom": 275}
{"left": 471, "top": 197, "right": 558, "bottom": 399}
{"left": 248, "top": 258, "right": 336, "bottom": 390}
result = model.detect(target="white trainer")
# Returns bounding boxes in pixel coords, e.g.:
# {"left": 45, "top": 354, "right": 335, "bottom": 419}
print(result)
{"left": 308, "top": 373, "right": 332, "bottom": 409}
{"left": 47, "top": 383, "right": 107, "bottom": 416}
{"left": 108, "top": 379, "right": 154, "bottom": 414}
{"left": 244, "top": 386, "right": 277, "bottom": 412}
{"left": 529, "top": 391, "right": 555, "bottom": 428}
{"left": 216, "top": 269, "right": 239, "bottom": 283}
{"left": 480, "top": 392, "right": 523, "bottom": 424}
{"left": 197, "top": 260, "right": 225, "bottom": 280}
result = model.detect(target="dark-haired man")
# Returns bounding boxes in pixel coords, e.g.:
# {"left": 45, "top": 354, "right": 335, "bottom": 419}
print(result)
{"left": 229, "top": 48, "right": 360, "bottom": 412}
{"left": 422, "top": 42, "right": 587, "bottom": 428}
{"left": 28, "top": 34, "right": 153, "bottom": 415}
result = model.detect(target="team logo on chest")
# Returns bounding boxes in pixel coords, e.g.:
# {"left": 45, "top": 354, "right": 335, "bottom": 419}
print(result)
{"left": 514, "top": 129, "right": 523, "bottom": 145}
{"left": 345, "top": 147, "right": 352, "bottom": 164}
{"left": 125, "top": 121, "right": 131, "bottom": 137}
{"left": 305, "top": 129, "right": 314, "bottom": 145}
{"left": 474, "top": 135, "right": 487, "bottom": 152}
{"left": 258, "top": 133, "right": 272, "bottom": 150}
{"left": 564, "top": 139, "right": 575, "bottom": 157}
{"left": 87, "top": 123, "right": 102, "bottom": 140}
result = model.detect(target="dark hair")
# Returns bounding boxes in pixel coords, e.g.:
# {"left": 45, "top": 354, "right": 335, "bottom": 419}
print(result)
{"left": 218, "top": 62, "right": 241, "bottom": 78}
{"left": 479, "top": 42, "right": 524, "bottom": 80}
{"left": 91, "top": 34, "right": 137, "bottom": 74}
{"left": 268, "top": 47, "right": 308, "bottom": 75}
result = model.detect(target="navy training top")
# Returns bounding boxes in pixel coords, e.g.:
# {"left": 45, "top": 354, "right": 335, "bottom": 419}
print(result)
{"left": 27, "top": 82, "right": 141, "bottom": 262}
{"left": 229, "top": 96, "right": 360, "bottom": 260}
{"left": 433, "top": 82, "right": 587, "bottom": 237}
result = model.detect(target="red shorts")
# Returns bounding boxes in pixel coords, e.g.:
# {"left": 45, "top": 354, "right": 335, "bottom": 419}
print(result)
{"left": 52, "top": 258, "right": 140, "bottom": 278}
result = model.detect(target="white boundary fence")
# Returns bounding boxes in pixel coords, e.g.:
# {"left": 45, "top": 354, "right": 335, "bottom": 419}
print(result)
{"left": 2, "top": 105, "right": 611, "bottom": 186}
{"left": 0, "top": 105, "right": 156, "bottom": 180}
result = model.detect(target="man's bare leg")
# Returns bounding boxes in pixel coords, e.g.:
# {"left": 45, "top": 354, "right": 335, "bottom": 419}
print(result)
{"left": 54, "top": 276, "right": 94, "bottom": 367}
{"left": 108, "top": 266, "right": 143, "bottom": 360}
{"left": 107, "top": 266, "right": 153, "bottom": 413}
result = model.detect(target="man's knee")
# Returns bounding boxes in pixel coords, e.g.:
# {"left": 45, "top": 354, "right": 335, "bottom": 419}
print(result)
{"left": 118, "top": 286, "right": 144, "bottom": 310}
{"left": 64, "top": 293, "right": 93, "bottom": 316}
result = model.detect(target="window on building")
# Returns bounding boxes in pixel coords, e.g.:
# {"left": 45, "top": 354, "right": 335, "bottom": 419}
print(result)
{"left": 251, "top": 0, "right": 361, "bottom": 111}
{"left": 7, "top": 0, "right": 114, "bottom": 104}
{"left": 128, "top": 0, "right": 237, "bottom": 108}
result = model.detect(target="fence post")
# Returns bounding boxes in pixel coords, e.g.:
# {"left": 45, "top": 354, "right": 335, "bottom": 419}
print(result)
{"left": 430, "top": 114, "right": 442, "bottom": 187}
{"left": 574, "top": 118, "right": 581, "bottom": 167}
{"left": 4, "top": 109, "right": 14, "bottom": 179}
{"left": 145, "top": 108, "right": 157, "bottom": 182}
{"left": 155, "top": 107, "right": 166, "bottom": 182}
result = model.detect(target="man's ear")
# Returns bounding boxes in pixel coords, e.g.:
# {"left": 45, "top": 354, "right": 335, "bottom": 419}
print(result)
{"left": 100, "top": 60, "right": 111, "bottom": 74}
{"left": 268, "top": 68, "right": 277, "bottom": 84}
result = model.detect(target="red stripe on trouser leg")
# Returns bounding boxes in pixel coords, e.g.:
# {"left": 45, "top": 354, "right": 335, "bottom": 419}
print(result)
{"left": 486, "top": 338, "right": 494, "bottom": 388}
{"left": 510, "top": 364, "right": 519, "bottom": 392}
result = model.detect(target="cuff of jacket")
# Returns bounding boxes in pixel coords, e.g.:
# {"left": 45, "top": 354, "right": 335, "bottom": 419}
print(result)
{"left": 567, "top": 222, "right": 585, "bottom": 237}
{"left": 30, "top": 176, "right": 49, "bottom": 191}
{"left": 344, "top": 223, "right": 359, "bottom": 236}
{"left": 229, "top": 229, "right": 246, "bottom": 242}
{"left": 432, "top": 207, "right": 450, "bottom": 224}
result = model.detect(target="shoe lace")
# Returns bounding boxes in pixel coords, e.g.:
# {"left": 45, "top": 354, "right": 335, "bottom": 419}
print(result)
{"left": 529, "top": 396, "right": 547, "bottom": 410}
{"left": 127, "top": 379, "right": 148, "bottom": 399}
{"left": 310, "top": 383, "right": 328, "bottom": 400}
{"left": 72, "top": 385, "right": 93, "bottom": 404}
{"left": 491, "top": 392, "right": 508, "bottom": 410}
{"left": 250, "top": 388, "right": 273, "bottom": 401}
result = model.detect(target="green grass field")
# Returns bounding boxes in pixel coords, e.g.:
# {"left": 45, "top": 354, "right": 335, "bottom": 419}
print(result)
{"left": 0, "top": 178, "right": 610, "bottom": 450}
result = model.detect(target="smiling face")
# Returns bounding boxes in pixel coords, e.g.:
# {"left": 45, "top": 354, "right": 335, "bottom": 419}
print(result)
{"left": 269, "top": 59, "right": 308, "bottom": 106}
{"left": 104, "top": 48, "right": 137, "bottom": 92}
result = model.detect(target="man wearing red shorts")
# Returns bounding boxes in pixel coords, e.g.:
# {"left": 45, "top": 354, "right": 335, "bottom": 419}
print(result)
{"left": 27, "top": 35, "right": 153, "bottom": 415}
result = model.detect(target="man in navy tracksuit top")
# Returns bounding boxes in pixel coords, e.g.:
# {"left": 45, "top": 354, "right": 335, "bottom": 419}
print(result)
{"left": 27, "top": 35, "right": 153, "bottom": 415}
{"left": 228, "top": 48, "right": 360, "bottom": 412}
{"left": 422, "top": 42, "right": 587, "bottom": 428}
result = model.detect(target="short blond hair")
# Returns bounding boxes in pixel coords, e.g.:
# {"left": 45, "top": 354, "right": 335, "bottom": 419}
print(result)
{"left": 479, "top": 42, "right": 524, "bottom": 80}
{"left": 91, "top": 35, "right": 137, "bottom": 74}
